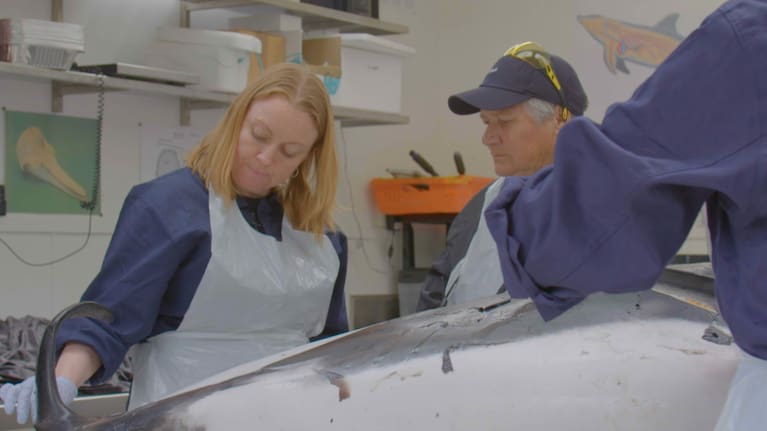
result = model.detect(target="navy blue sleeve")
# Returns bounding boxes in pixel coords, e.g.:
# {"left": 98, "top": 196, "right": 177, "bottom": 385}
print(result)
{"left": 485, "top": 0, "right": 766, "bottom": 329}
{"left": 55, "top": 169, "right": 211, "bottom": 382}
{"left": 313, "top": 229, "right": 349, "bottom": 339}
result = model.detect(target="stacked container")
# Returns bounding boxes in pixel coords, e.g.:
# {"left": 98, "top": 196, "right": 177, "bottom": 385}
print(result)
{"left": 302, "top": 33, "right": 415, "bottom": 113}
{"left": 144, "top": 27, "right": 262, "bottom": 94}
{"left": 0, "top": 19, "right": 84, "bottom": 70}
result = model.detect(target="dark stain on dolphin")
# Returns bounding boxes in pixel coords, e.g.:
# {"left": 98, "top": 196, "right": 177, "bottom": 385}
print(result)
{"left": 441, "top": 347, "right": 454, "bottom": 374}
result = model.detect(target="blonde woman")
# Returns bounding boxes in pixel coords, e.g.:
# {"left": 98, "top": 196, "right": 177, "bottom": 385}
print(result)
{"left": 1, "top": 63, "right": 348, "bottom": 422}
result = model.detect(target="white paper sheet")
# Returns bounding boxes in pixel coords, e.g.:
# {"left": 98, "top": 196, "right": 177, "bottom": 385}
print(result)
{"left": 140, "top": 126, "right": 204, "bottom": 182}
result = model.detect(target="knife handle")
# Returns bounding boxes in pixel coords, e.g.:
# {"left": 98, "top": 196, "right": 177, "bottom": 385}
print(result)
{"left": 409, "top": 150, "right": 439, "bottom": 177}
{"left": 453, "top": 152, "right": 465, "bottom": 175}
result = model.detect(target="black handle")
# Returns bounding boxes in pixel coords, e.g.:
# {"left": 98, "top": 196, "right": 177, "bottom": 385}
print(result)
{"left": 409, "top": 150, "right": 439, "bottom": 177}
{"left": 453, "top": 152, "right": 465, "bottom": 175}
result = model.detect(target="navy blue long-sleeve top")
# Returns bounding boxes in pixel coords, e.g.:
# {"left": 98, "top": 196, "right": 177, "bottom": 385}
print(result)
{"left": 485, "top": 0, "right": 767, "bottom": 360}
{"left": 56, "top": 168, "right": 348, "bottom": 382}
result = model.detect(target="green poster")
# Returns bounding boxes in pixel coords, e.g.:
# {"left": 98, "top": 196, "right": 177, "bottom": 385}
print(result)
{"left": 4, "top": 110, "right": 100, "bottom": 214}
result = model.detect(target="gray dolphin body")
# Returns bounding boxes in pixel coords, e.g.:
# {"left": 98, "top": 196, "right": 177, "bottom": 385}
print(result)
{"left": 34, "top": 263, "right": 737, "bottom": 430}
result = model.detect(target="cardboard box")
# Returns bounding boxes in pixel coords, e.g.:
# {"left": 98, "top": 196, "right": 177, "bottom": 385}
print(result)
{"left": 231, "top": 30, "right": 286, "bottom": 82}
{"left": 302, "top": 37, "right": 342, "bottom": 78}
{"left": 302, "top": 33, "right": 415, "bottom": 113}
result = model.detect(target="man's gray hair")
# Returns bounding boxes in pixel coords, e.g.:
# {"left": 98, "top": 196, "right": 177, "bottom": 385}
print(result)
{"left": 523, "top": 98, "right": 557, "bottom": 123}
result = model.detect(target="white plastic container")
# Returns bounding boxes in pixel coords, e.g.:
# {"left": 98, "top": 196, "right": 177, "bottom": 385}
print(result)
{"left": 144, "top": 27, "right": 262, "bottom": 93}
{"left": 305, "top": 33, "right": 415, "bottom": 113}
{"left": 0, "top": 19, "right": 84, "bottom": 70}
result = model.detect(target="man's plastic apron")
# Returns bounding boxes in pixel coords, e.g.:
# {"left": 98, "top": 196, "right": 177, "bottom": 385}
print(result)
{"left": 128, "top": 191, "right": 339, "bottom": 409}
{"left": 444, "top": 178, "right": 504, "bottom": 305}
{"left": 714, "top": 349, "right": 767, "bottom": 430}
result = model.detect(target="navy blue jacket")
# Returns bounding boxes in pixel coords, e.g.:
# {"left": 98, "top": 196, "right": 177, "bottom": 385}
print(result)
{"left": 486, "top": 0, "right": 767, "bottom": 360}
{"left": 57, "top": 168, "right": 348, "bottom": 382}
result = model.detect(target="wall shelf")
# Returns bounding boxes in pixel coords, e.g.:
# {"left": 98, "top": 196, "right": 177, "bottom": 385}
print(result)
{"left": 181, "top": 0, "right": 408, "bottom": 35}
{"left": 0, "top": 62, "right": 409, "bottom": 127}
{"left": 26, "top": 0, "right": 410, "bottom": 126}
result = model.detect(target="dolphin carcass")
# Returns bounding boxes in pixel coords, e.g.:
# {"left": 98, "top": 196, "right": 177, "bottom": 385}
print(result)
{"left": 34, "top": 263, "right": 738, "bottom": 430}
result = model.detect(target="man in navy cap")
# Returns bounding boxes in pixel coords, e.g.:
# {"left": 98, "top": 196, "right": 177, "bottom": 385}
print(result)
{"left": 417, "top": 43, "right": 588, "bottom": 310}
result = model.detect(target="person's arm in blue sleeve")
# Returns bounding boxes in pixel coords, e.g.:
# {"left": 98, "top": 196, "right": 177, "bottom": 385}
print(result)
{"left": 485, "top": 1, "right": 763, "bottom": 321}
{"left": 56, "top": 187, "right": 202, "bottom": 382}
{"left": 312, "top": 229, "right": 349, "bottom": 339}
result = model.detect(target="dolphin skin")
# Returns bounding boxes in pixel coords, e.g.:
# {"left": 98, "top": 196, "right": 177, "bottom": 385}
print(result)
{"left": 32, "top": 264, "right": 737, "bottom": 430}
{"left": 578, "top": 13, "right": 685, "bottom": 74}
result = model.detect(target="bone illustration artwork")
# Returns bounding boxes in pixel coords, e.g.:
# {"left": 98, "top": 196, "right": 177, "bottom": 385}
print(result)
{"left": 16, "top": 126, "right": 88, "bottom": 203}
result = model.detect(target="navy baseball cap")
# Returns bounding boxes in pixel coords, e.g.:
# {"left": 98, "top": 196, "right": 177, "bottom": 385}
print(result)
{"left": 448, "top": 54, "right": 588, "bottom": 116}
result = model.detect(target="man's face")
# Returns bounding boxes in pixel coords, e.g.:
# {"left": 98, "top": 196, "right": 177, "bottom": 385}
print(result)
{"left": 479, "top": 103, "right": 559, "bottom": 177}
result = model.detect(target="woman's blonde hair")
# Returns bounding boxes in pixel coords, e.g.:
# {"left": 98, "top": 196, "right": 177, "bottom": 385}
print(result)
{"left": 187, "top": 63, "right": 338, "bottom": 239}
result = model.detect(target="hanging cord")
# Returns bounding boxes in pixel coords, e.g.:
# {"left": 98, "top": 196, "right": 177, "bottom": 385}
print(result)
{"left": 0, "top": 210, "right": 94, "bottom": 267}
{"left": 81, "top": 73, "right": 103, "bottom": 212}
{"left": 0, "top": 74, "right": 103, "bottom": 266}
{"left": 339, "top": 126, "right": 393, "bottom": 274}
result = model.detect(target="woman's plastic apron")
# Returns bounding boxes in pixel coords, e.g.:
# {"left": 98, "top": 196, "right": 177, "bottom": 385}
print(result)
{"left": 128, "top": 191, "right": 339, "bottom": 409}
{"left": 444, "top": 178, "right": 504, "bottom": 305}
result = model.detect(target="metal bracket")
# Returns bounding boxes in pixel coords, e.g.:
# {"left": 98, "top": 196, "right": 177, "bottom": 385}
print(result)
{"left": 702, "top": 319, "right": 733, "bottom": 345}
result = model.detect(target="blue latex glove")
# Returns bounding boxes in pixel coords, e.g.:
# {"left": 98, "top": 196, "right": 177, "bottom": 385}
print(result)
{"left": 0, "top": 376, "right": 77, "bottom": 424}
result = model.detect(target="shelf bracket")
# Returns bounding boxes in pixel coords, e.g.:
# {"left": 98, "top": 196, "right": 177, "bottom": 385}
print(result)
{"left": 180, "top": 98, "right": 192, "bottom": 126}
{"left": 51, "top": 0, "right": 63, "bottom": 112}
{"left": 51, "top": 81, "right": 64, "bottom": 112}
{"left": 179, "top": 3, "right": 190, "bottom": 27}
{"left": 51, "top": 82, "right": 118, "bottom": 113}
{"left": 51, "top": 0, "right": 63, "bottom": 22}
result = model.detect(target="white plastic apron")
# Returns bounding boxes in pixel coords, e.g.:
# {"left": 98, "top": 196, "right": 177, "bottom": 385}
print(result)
{"left": 714, "top": 349, "right": 767, "bottom": 430}
{"left": 444, "top": 178, "right": 504, "bottom": 305}
{"left": 128, "top": 191, "right": 339, "bottom": 409}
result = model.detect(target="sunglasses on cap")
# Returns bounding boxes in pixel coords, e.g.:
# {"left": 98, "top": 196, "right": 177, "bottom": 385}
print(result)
{"left": 504, "top": 41, "right": 570, "bottom": 121}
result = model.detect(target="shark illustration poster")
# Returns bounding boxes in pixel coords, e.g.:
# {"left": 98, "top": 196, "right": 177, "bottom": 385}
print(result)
{"left": 577, "top": 13, "right": 684, "bottom": 74}
{"left": 571, "top": 0, "right": 722, "bottom": 120}
{"left": 4, "top": 110, "right": 100, "bottom": 214}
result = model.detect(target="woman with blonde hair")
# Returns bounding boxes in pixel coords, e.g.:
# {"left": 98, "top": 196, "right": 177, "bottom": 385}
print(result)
{"left": 1, "top": 63, "right": 349, "bottom": 423}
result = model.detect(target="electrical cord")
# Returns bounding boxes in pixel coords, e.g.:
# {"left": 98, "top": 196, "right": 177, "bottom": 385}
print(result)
{"left": 0, "top": 211, "right": 94, "bottom": 266}
{"left": 0, "top": 72, "right": 103, "bottom": 266}
{"left": 81, "top": 72, "right": 104, "bottom": 211}
{"left": 339, "top": 126, "right": 393, "bottom": 274}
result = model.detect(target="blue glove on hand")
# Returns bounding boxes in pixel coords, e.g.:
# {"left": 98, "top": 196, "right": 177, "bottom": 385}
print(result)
{"left": 0, "top": 376, "right": 77, "bottom": 424}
